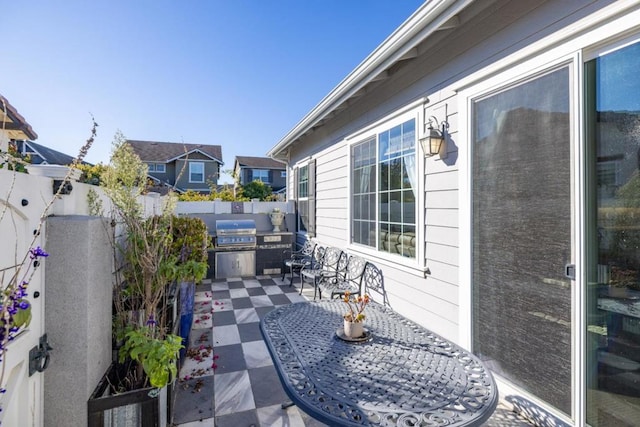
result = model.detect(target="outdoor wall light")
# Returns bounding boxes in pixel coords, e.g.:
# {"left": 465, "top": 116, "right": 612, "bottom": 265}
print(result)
{"left": 420, "top": 116, "right": 448, "bottom": 157}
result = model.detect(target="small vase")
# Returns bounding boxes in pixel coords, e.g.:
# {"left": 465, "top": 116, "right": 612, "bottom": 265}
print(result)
{"left": 343, "top": 318, "right": 364, "bottom": 338}
{"left": 269, "top": 211, "right": 285, "bottom": 232}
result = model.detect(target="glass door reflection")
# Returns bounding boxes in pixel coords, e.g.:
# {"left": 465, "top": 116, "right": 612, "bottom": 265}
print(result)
{"left": 586, "top": 39, "right": 640, "bottom": 426}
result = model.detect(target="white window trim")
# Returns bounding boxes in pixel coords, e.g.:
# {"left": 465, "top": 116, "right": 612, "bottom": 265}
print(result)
{"left": 295, "top": 162, "right": 310, "bottom": 235}
{"left": 189, "top": 162, "right": 205, "bottom": 183}
{"left": 345, "top": 107, "right": 424, "bottom": 273}
{"left": 155, "top": 163, "right": 166, "bottom": 173}
{"left": 280, "top": 171, "right": 287, "bottom": 178}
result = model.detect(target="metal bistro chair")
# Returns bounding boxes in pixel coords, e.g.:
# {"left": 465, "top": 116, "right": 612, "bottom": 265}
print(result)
{"left": 362, "top": 262, "right": 389, "bottom": 307}
{"left": 300, "top": 246, "right": 344, "bottom": 299}
{"left": 282, "top": 240, "right": 316, "bottom": 286}
{"left": 318, "top": 254, "right": 367, "bottom": 300}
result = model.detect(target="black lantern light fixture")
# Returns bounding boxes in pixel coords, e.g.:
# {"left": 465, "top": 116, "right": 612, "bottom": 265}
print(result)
{"left": 420, "top": 116, "right": 448, "bottom": 157}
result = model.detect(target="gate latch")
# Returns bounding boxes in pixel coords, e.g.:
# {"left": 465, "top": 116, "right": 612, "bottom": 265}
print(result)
{"left": 29, "top": 334, "right": 53, "bottom": 376}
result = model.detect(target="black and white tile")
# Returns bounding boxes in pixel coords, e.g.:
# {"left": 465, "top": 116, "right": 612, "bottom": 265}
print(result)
{"left": 173, "top": 275, "right": 321, "bottom": 427}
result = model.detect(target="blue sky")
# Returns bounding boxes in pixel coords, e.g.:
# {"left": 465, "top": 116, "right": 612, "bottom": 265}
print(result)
{"left": 4, "top": 1, "right": 424, "bottom": 183}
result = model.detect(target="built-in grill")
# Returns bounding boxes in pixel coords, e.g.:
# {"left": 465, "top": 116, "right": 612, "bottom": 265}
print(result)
{"left": 215, "top": 219, "right": 257, "bottom": 249}
{"left": 214, "top": 219, "right": 256, "bottom": 278}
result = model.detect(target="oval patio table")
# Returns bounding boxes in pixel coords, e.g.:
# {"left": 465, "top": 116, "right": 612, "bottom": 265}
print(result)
{"left": 260, "top": 300, "right": 498, "bottom": 427}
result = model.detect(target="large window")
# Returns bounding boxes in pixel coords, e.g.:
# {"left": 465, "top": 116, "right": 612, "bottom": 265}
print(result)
{"left": 189, "top": 162, "right": 204, "bottom": 183}
{"left": 351, "top": 119, "right": 416, "bottom": 258}
{"left": 252, "top": 169, "right": 269, "bottom": 183}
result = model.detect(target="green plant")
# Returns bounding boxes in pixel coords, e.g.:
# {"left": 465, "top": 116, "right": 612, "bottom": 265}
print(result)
{"left": 102, "top": 131, "right": 180, "bottom": 390}
{"left": 172, "top": 216, "right": 209, "bottom": 282}
{"left": 77, "top": 162, "right": 108, "bottom": 185}
{"left": 119, "top": 324, "right": 183, "bottom": 389}
{"left": 242, "top": 180, "right": 272, "bottom": 200}
{"left": 177, "top": 190, "right": 211, "bottom": 201}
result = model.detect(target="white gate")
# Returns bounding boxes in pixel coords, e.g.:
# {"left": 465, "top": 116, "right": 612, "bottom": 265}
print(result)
{"left": 0, "top": 170, "right": 51, "bottom": 426}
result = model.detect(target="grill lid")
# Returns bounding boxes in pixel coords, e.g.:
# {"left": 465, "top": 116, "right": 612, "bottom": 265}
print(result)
{"left": 215, "top": 219, "right": 256, "bottom": 235}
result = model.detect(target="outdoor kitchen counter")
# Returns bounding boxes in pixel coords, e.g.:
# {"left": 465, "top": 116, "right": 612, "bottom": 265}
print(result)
{"left": 207, "top": 232, "right": 293, "bottom": 277}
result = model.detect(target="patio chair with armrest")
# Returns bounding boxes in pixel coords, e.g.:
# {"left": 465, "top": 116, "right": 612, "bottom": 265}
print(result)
{"left": 300, "top": 246, "right": 343, "bottom": 299}
{"left": 298, "top": 246, "right": 325, "bottom": 295}
{"left": 318, "top": 254, "right": 367, "bottom": 300}
{"left": 281, "top": 239, "right": 316, "bottom": 286}
{"left": 362, "top": 262, "right": 389, "bottom": 307}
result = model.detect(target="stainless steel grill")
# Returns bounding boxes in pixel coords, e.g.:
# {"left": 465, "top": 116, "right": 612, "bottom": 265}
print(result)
{"left": 215, "top": 219, "right": 257, "bottom": 248}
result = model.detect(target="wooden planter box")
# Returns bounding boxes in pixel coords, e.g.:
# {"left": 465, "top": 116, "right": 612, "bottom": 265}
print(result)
{"left": 88, "top": 362, "right": 171, "bottom": 427}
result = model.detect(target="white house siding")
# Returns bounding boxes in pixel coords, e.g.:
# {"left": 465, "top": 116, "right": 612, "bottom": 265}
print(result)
{"left": 283, "top": 0, "right": 627, "bottom": 343}
{"left": 313, "top": 140, "right": 349, "bottom": 247}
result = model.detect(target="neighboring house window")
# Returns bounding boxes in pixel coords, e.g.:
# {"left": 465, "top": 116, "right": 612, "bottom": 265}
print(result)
{"left": 351, "top": 118, "right": 416, "bottom": 258}
{"left": 294, "top": 160, "right": 316, "bottom": 236}
{"left": 252, "top": 169, "right": 270, "bottom": 183}
{"left": 147, "top": 163, "right": 166, "bottom": 173}
{"left": 280, "top": 171, "right": 287, "bottom": 178}
{"left": 189, "top": 162, "right": 205, "bottom": 183}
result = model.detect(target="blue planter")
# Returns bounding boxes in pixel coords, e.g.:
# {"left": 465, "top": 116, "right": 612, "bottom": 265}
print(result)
{"left": 178, "top": 281, "right": 195, "bottom": 358}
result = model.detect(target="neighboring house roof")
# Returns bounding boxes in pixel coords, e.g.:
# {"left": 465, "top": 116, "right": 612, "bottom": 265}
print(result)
{"left": 235, "top": 156, "right": 286, "bottom": 170}
{"left": 0, "top": 95, "right": 38, "bottom": 140}
{"left": 127, "top": 140, "right": 223, "bottom": 164}
{"left": 19, "top": 140, "right": 76, "bottom": 165}
{"left": 267, "top": 0, "right": 463, "bottom": 160}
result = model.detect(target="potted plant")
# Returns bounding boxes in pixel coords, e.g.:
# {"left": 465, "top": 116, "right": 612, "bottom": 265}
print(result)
{"left": 342, "top": 291, "right": 370, "bottom": 338}
{"left": 88, "top": 132, "right": 183, "bottom": 426}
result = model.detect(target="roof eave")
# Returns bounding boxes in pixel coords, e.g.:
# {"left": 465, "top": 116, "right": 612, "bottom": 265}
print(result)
{"left": 168, "top": 148, "right": 223, "bottom": 164}
{"left": 267, "top": 0, "right": 472, "bottom": 159}
{"left": 0, "top": 95, "right": 38, "bottom": 140}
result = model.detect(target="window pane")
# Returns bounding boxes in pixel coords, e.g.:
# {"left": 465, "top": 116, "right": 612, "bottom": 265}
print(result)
{"left": 389, "top": 191, "right": 402, "bottom": 223}
{"left": 298, "top": 165, "right": 309, "bottom": 198}
{"left": 352, "top": 138, "right": 376, "bottom": 248}
{"left": 298, "top": 200, "right": 308, "bottom": 232}
{"left": 586, "top": 40, "right": 640, "bottom": 425}
{"left": 379, "top": 193, "right": 389, "bottom": 222}
{"left": 190, "top": 162, "right": 204, "bottom": 182}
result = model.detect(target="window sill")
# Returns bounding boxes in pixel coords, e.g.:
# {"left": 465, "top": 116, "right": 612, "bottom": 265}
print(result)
{"left": 346, "top": 244, "right": 428, "bottom": 278}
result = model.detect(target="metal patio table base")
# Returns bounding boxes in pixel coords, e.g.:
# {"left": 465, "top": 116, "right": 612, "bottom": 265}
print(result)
{"left": 260, "top": 301, "right": 498, "bottom": 427}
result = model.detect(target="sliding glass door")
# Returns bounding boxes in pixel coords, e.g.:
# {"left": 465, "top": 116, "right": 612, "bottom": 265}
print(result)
{"left": 585, "top": 39, "right": 640, "bottom": 426}
{"left": 472, "top": 66, "right": 573, "bottom": 416}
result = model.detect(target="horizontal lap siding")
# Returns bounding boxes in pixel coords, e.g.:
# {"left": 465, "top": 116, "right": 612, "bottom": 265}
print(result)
{"left": 314, "top": 142, "right": 349, "bottom": 248}
{"left": 382, "top": 265, "right": 459, "bottom": 341}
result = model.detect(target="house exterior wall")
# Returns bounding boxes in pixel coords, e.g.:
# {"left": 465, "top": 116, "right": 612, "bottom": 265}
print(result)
{"left": 240, "top": 167, "right": 286, "bottom": 190}
{"left": 147, "top": 162, "right": 176, "bottom": 185}
{"left": 175, "top": 155, "right": 220, "bottom": 191}
{"left": 278, "top": 1, "right": 640, "bottom": 423}
{"left": 284, "top": 0, "right": 621, "bottom": 341}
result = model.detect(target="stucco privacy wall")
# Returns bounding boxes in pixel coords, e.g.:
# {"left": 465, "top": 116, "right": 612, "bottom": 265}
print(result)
{"left": 44, "top": 215, "right": 113, "bottom": 427}
{"left": 281, "top": 0, "right": 618, "bottom": 342}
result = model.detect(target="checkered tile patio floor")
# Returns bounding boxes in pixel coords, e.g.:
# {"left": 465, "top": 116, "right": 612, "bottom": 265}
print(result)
{"left": 172, "top": 275, "right": 534, "bottom": 427}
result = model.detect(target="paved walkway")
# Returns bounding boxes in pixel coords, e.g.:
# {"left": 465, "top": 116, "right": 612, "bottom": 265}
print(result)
{"left": 172, "top": 275, "right": 535, "bottom": 427}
